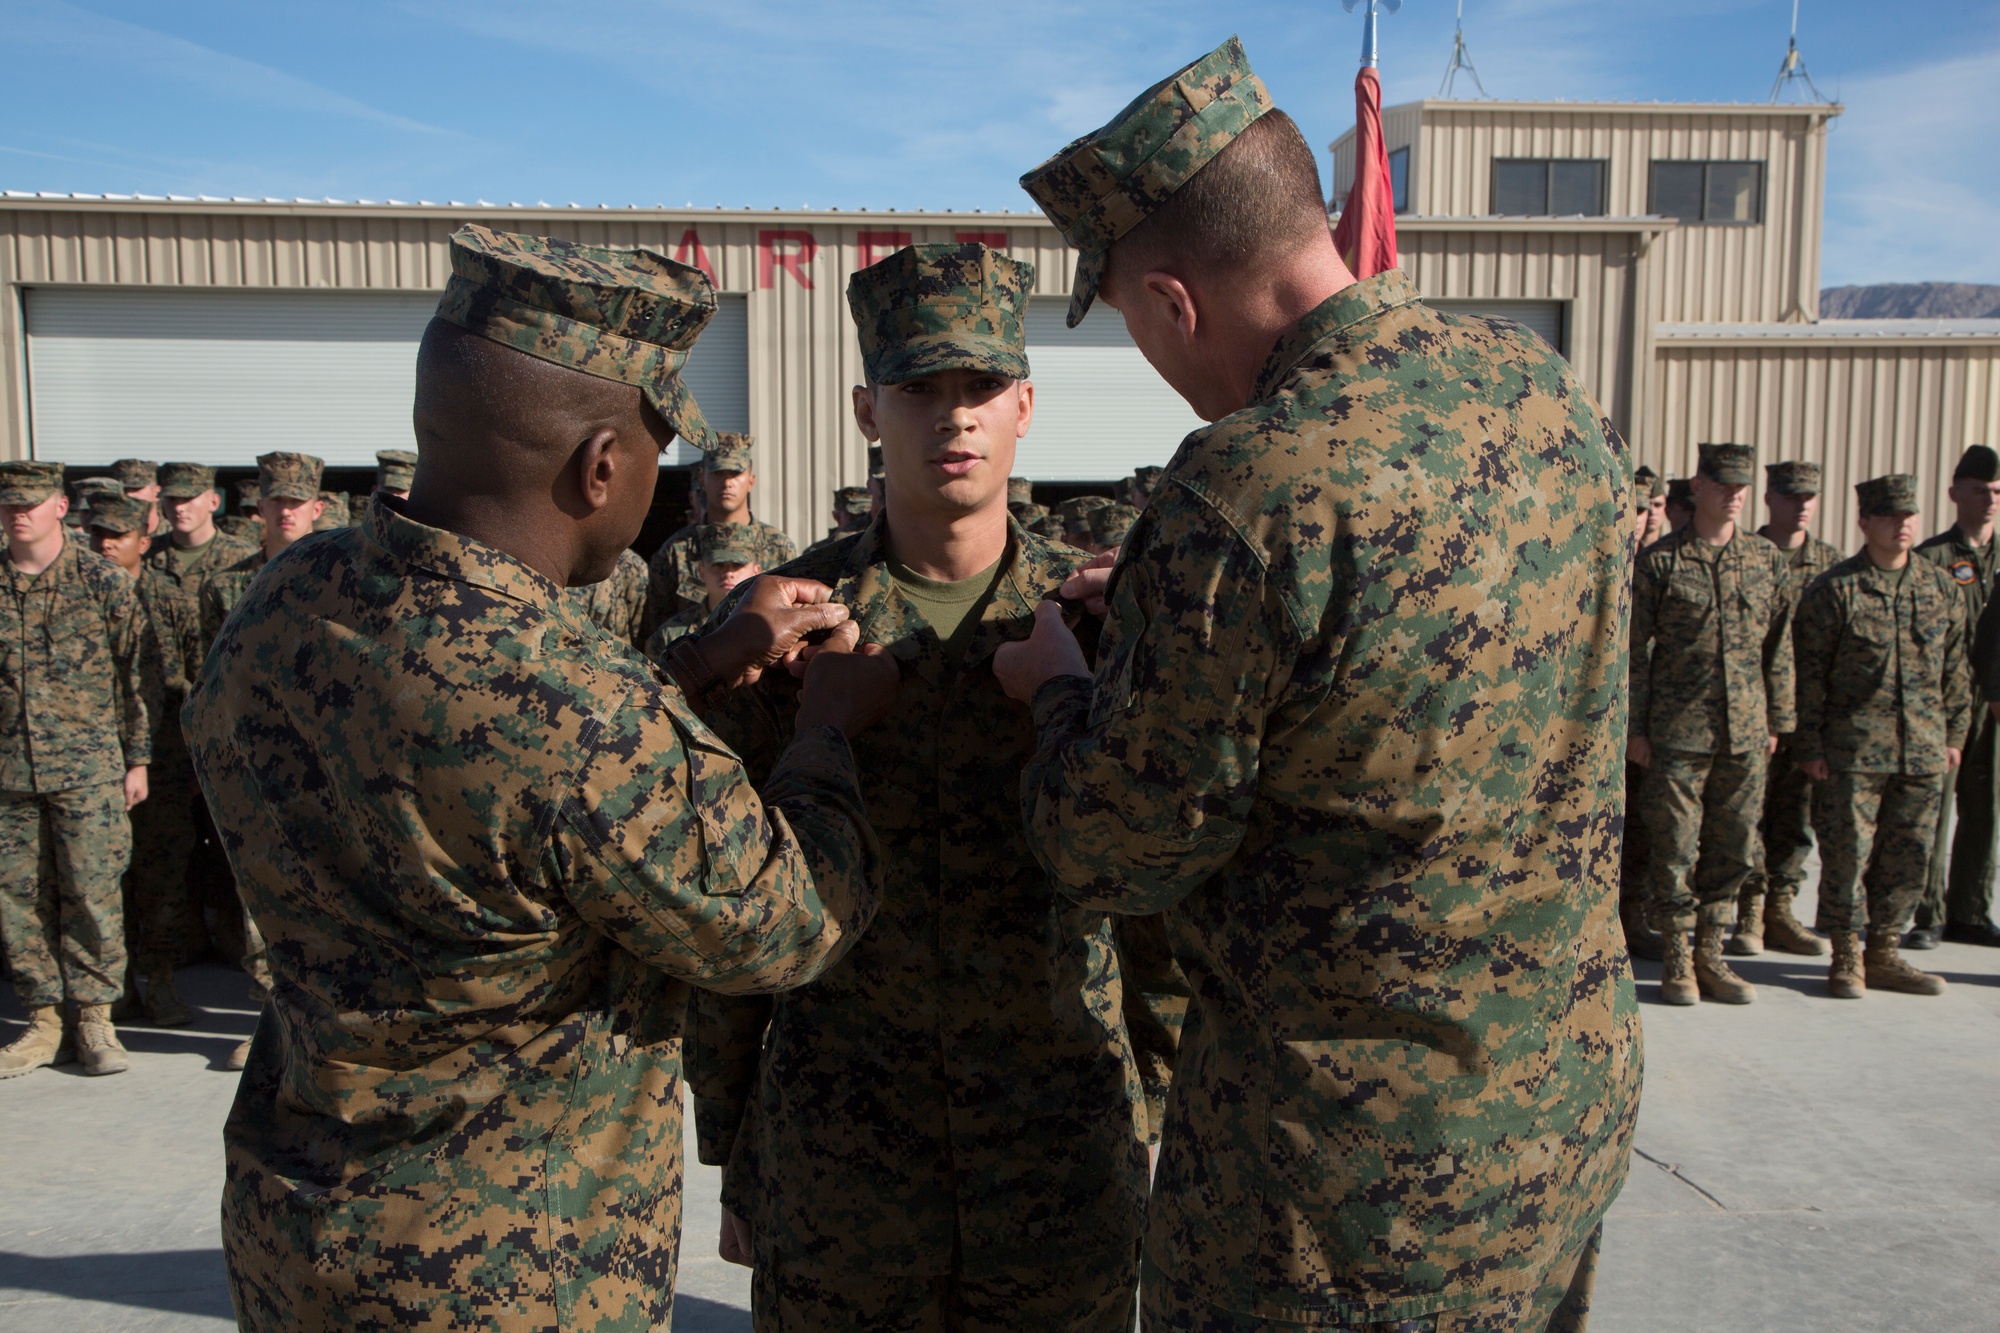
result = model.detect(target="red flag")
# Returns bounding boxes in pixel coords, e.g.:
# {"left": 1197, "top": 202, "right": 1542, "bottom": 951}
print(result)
{"left": 1332, "top": 66, "right": 1399, "bottom": 278}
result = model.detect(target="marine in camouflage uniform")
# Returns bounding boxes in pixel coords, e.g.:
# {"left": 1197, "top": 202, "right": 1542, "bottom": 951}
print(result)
{"left": 374, "top": 448, "right": 417, "bottom": 499}
{"left": 1126, "top": 464, "right": 1164, "bottom": 510}
{"left": 1054, "top": 494, "right": 1113, "bottom": 548}
{"left": 1013, "top": 40, "right": 1640, "bottom": 1329}
{"left": 1630, "top": 443, "right": 1794, "bottom": 1006}
{"left": 215, "top": 479, "right": 261, "bottom": 542}
{"left": 802, "top": 485, "right": 874, "bottom": 558}
{"left": 89, "top": 495, "right": 206, "bottom": 1027}
{"left": 0, "top": 460, "right": 151, "bottom": 1080}
{"left": 311, "top": 491, "right": 351, "bottom": 531}
{"left": 1909, "top": 444, "right": 2000, "bottom": 947}
{"left": 691, "top": 243, "right": 1167, "bottom": 1328}
{"left": 641, "top": 525, "right": 762, "bottom": 665}
{"left": 1792, "top": 474, "right": 1970, "bottom": 998}
{"left": 146, "top": 462, "right": 260, "bottom": 607}
{"left": 644, "top": 434, "right": 795, "bottom": 633}
{"left": 186, "top": 223, "right": 883, "bottom": 1333}
{"left": 1620, "top": 465, "right": 1670, "bottom": 963}
{"left": 1086, "top": 501, "right": 1139, "bottom": 554}
{"left": 1731, "top": 460, "right": 1843, "bottom": 957}
{"left": 566, "top": 546, "right": 650, "bottom": 649}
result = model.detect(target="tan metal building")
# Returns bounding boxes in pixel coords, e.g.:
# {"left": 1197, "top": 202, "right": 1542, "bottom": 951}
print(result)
{"left": 1331, "top": 98, "right": 2000, "bottom": 540}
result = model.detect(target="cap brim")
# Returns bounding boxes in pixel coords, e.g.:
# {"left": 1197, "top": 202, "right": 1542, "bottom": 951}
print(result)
{"left": 871, "top": 337, "right": 1030, "bottom": 387}
{"left": 0, "top": 487, "right": 58, "bottom": 506}
{"left": 645, "top": 372, "right": 712, "bottom": 455}
{"left": 1066, "top": 249, "right": 1105, "bottom": 329}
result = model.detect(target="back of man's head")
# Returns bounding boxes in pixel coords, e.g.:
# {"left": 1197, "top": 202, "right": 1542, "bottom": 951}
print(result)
{"left": 1109, "top": 110, "right": 1328, "bottom": 285}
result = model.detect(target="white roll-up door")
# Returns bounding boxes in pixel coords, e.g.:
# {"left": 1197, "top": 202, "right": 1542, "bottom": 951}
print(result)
{"left": 24, "top": 287, "right": 749, "bottom": 469}
{"left": 1428, "top": 299, "right": 1567, "bottom": 356}
{"left": 1015, "top": 297, "right": 1203, "bottom": 482}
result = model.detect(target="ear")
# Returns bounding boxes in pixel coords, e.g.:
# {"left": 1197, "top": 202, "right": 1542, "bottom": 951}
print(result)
{"left": 572, "top": 427, "right": 621, "bottom": 514}
{"left": 1141, "top": 270, "right": 1199, "bottom": 345}
{"left": 1014, "top": 379, "right": 1035, "bottom": 439}
{"left": 852, "top": 384, "right": 881, "bottom": 441}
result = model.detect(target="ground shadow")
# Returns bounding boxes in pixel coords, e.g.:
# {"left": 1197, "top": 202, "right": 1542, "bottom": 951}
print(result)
{"left": 0, "top": 1247, "right": 234, "bottom": 1319}
{"left": 1717, "top": 954, "right": 1832, "bottom": 997}
{"left": 673, "top": 1293, "right": 752, "bottom": 1331}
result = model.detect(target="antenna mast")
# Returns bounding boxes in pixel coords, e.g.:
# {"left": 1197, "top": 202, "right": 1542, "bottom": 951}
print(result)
{"left": 1439, "top": 0, "right": 1489, "bottom": 98}
{"left": 1770, "top": 0, "right": 1830, "bottom": 102}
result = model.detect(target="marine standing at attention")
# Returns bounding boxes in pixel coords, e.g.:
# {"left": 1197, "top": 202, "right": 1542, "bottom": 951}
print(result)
{"left": 1791, "top": 474, "right": 1969, "bottom": 1000}
{"left": 647, "top": 434, "right": 796, "bottom": 631}
{"left": 1908, "top": 444, "right": 2000, "bottom": 949}
{"left": 0, "top": 460, "right": 151, "bottom": 1080}
{"left": 184, "top": 224, "right": 895, "bottom": 1332}
{"left": 1629, "top": 442, "right": 1794, "bottom": 1006}
{"left": 145, "top": 462, "right": 259, "bottom": 609}
{"left": 996, "top": 37, "right": 1639, "bottom": 1331}
{"left": 691, "top": 242, "right": 1173, "bottom": 1330}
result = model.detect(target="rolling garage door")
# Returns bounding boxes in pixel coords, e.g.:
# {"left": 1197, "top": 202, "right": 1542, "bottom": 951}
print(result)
{"left": 1428, "top": 299, "right": 1567, "bottom": 356}
{"left": 24, "top": 288, "right": 749, "bottom": 469}
{"left": 1015, "top": 297, "right": 1203, "bottom": 482}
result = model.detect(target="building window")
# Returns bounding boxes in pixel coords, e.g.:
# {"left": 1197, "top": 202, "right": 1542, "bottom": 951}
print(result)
{"left": 1490, "top": 159, "right": 1606, "bottom": 216}
{"left": 1388, "top": 147, "right": 1410, "bottom": 213}
{"left": 1649, "top": 160, "right": 1764, "bottom": 224}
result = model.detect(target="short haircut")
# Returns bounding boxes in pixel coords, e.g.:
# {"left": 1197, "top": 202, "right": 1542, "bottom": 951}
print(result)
{"left": 1110, "top": 109, "right": 1328, "bottom": 280}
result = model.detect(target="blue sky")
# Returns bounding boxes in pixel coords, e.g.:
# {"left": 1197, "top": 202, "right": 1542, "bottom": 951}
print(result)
{"left": 1, "top": 0, "right": 1994, "bottom": 286}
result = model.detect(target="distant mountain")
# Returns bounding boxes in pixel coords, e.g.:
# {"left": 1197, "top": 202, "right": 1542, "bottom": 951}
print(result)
{"left": 1820, "top": 283, "right": 2000, "bottom": 320}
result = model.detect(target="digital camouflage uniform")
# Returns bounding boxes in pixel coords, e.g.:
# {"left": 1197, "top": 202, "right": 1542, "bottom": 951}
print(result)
{"left": 0, "top": 462, "right": 151, "bottom": 1010}
{"left": 640, "top": 526, "right": 759, "bottom": 667}
{"left": 691, "top": 241, "right": 1169, "bottom": 1329}
{"left": 1017, "top": 41, "right": 1640, "bottom": 1327}
{"left": 1088, "top": 501, "right": 1139, "bottom": 551}
{"left": 145, "top": 463, "right": 260, "bottom": 608}
{"left": 184, "top": 224, "right": 883, "bottom": 1333}
{"left": 92, "top": 496, "right": 207, "bottom": 978}
{"left": 1749, "top": 519, "right": 1845, "bottom": 916}
{"left": 1630, "top": 456, "right": 1797, "bottom": 935}
{"left": 1793, "top": 531, "right": 1972, "bottom": 937}
{"left": 801, "top": 486, "right": 873, "bottom": 559}
{"left": 566, "top": 546, "right": 650, "bottom": 650}
{"left": 311, "top": 491, "right": 350, "bottom": 531}
{"left": 1054, "top": 494, "right": 1112, "bottom": 548}
{"left": 375, "top": 448, "right": 417, "bottom": 495}
{"left": 643, "top": 433, "right": 796, "bottom": 634}
{"left": 1912, "top": 456, "right": 2000, "bottom": 936}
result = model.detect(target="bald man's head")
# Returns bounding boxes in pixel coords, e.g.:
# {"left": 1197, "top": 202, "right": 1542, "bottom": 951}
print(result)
{"left": 408, "top": 318, "right": 672, "bottom": 585}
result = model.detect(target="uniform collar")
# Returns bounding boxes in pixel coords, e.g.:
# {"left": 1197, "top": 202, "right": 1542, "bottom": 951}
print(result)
{"left": 1251, "top": 268, "right": 1423, "bottom": 404}
{"left": 364, "top": 494, "right": 562, "bottom": 610}
{"left": 6, "top": 534, "right": 81, "bottom": 591}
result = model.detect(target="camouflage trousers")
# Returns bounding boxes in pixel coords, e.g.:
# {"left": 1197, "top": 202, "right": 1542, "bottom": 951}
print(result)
{"left": 123, "top": 762, "right": 201, "bottom": 974}
{"left": 1618, "top": 763, "right": 1649, "bottom": 914}
{"left": 0, "top": 782, "right": 132, "bottom": 1007}
{"left": 1812, "top": 770, "right": 1944, "bottom": 936}
{"left": 1139, "top": 1224, "right": 1598, "bottom": 1332}
{"left": 1915, "top": 706, "right": 1998, "bottom": 930}
{"left": 752, "top": 1246, "right": 1138, "bottom": 1332}
{"left": 1748, "top": 737, "right": 1816, "bottom": 900}
{"left": 1638, "top": 748, "right": 1768, "bottom": 931}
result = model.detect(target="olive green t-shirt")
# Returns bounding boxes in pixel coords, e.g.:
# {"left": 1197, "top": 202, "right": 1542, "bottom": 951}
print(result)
{"left": 886, "top": 554, "right": 1004, "bottom": 659}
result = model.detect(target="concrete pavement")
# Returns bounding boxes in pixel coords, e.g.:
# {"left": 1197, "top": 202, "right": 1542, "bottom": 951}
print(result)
{"left": 3, "top": 896, "right": 1996, "bottom": 1331}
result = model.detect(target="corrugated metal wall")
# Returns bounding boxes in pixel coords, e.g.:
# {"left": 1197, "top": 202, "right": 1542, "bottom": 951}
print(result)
{"left": 0, "top": 202, "right": 1079, "bottom": 542}
{"left": 1650, "top": 337, "right": 2000, "bottom": 543}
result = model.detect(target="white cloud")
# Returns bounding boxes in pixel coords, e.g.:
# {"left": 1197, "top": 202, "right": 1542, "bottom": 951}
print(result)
{"left": 1820, "top": 43, "right": 2000, "bottom": 284}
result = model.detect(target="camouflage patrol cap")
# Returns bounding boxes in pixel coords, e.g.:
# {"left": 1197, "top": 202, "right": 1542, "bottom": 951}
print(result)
{"left": 847, "top": 242, "right": 1034, "bottom": 385}
{"left": 257, "top": 451, "right": 325, "bottom": 503}
{"left": 70, "top": 477, "right": 124, "bottom": 504}
{"left": 1856, "top": 474, "right": 1920, "bottom": 517}
{"left": 1007, "top": 477, "right": 1034, "bottom": 504}
{"left": 704, "top": 433, "right": 754, "bottom": 475}
{"left": 110, "top": 459, "right": 158, "bottom": 491}
{"left": 1953, "top": 444, "right": 2000, "bottom": 483}
{"left": 1633, "top": 464, "right": 1665, "bottom": 501}
{"left": 85, "top": 493, "right": 149, "bottom": 534}
{"left": 1666, "top": 478, "right": 1694, "bottom": 509}
{"left": 236, "top": 479, "right": 260, "bottom": 511}
{"left": 158, "top": 462, "right": 217, "bottom": 499}
{"left": 433, "top": 223, "right": 717, "bottom": 452}
{"left": 313, "top": 491, "right": 351, "bottom": 531}
{"left": 696, "top": 523, "right": 756, "bottom": 567}
{"left": 867, "top": 445, "right": 884, "bottom": 479}
{"left": 1058, "top": 494, "right": 1114, "bottom": 540}
{"left": 1020, "top": 35, "right": 1273, "bottom": 327}
{"left": 834, "top": 485, "right": 873, "bottom": 518}
{"left": 375, "top": 449, "right": 418, "bottom": 491}
{"left": 1089, "top": 501, "right": 1140, "bottom": 546}
{"left": 1696, "top": 442, "right": 1757, "bottom": 486}
{"left": 1765, "top": 460, "right": 1822, "bottom": 496}
{"left": 1130, "top": 465, "right": 1165, "bottom": 497}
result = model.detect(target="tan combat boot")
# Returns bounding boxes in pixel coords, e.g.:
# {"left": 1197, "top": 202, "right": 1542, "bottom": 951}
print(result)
{"left": 1659, "top": 928, "right": 1698, "bottom": 1005}
{"left": 0, "top": 1005, "right": 72, "bottom": 1078}
{"left": 144, "top": 971, "right": 195, "bottom": 1027}
{"left": 1693, "top": 919, "right": 1757, "bottom": 1004}
{"left": 74, "top": 1003, "right": 130, "bottom": 1076}
{"left": 1763, "top": 892, "right": 1828, "bottom": 956}
{"left": 1725, "top": 891, "right": 1765, "bottom": 957}
{"left": 1826, "top": 931, "right": 1865, "bottom": 999}
{"left": 1863, "top": 930, "right": 1947, "bottom": 997}
{"left": 1621, "top": 896, "right": 1663, "bottom": 964}
{"left": 226, "top": 1038, "right": 252, "bottom": 1071}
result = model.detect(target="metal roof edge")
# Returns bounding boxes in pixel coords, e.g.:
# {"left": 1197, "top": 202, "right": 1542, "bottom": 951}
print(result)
{"left": 0, "top": 193, "right": 1055, "bottom": 225}
{"left": 1656, "top": 319, "right": 2000, "bottom": 348}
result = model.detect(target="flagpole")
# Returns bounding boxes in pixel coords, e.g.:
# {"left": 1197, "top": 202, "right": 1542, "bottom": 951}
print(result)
{"left": 1362, "top": 0, "right": 1380, "bottom": 68}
